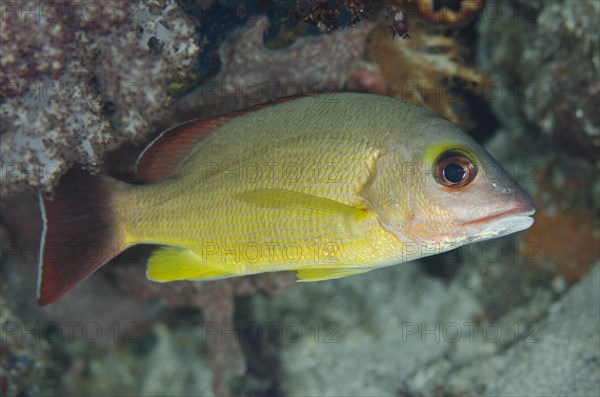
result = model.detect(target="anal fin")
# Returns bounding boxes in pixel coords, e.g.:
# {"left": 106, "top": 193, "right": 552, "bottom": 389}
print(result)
{"left": 146, "top": 246, "right": 236, "bottom": 282}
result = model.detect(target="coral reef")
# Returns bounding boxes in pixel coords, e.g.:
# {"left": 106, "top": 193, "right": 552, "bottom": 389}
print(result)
{"left": 409, "top": 0, "right": 485, "bottom": 25}
{"left": 169, "top": 15, "right": 376, "bottom": 125}
{"left": 2, "top": 8, "right": 380, "bottom": 395}
{"left": 0, "top": 0, "right": 201, "bottom": 196}
{"left": 477, "top": 0, "right": 600, "bottom": 160}
{"left": 110, "top": 261, "right": 295, "bottom": 396}
{"left": 288, "top": 0, "right": 383, "bottom": 32}
{"left": 522, "top": 159, "right": 600, "bottom": 285}
{"left": 74, "top": 323, "right": 215, "bottom": 397}
{"left": 0, "top": 296, "right": 56, "bottom": 396}
{"left": 477, "top": 0, "right": 600, "bottom": 286}
{"left": 402, "top": 264, "right": 600, "bottom": 396}
{"left": 1, "top": 1, "right": 598, "bottom": 396}
{"left": 366, "top": 18, "right": 490, "bottom": 129}
{"left": 211, "top": 15, "right": 370, "bottom": 92}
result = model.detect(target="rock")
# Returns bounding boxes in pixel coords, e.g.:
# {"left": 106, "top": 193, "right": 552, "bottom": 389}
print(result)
{"left": 248, "top": 262, "right": 486, "bottom": 396}
{"left": 485, "top": 263, "right": 600, "bottom": 395}
{"left": 477, "top": 0, "right": 599, "bottom": 160}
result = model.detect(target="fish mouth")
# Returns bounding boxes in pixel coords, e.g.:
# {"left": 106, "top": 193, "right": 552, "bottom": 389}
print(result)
{"left": 464, "top": 206, "right": 536, "bottom": 243}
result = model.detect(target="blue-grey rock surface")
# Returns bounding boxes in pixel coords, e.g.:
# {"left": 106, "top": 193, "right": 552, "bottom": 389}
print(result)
{"left": 485, "top": 264, "right": 600, "bottom": 396}
{"left": 477, "top": 0, "right": 599, "bottom": 160}
{"left": 248, "top": 260, "right": 599, "bottom": 396}
{"left": 248, "top": 261, "right": 493, "bottom": 396}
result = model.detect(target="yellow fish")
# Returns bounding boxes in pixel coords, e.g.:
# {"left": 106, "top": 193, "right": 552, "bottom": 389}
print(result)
{"left": 38, "top": 93, "right": 535, "bottom": 305}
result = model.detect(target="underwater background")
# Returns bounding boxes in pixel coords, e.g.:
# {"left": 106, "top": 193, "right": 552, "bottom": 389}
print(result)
{"left": 0, "top": 0, "right": 598, "bottom": 396}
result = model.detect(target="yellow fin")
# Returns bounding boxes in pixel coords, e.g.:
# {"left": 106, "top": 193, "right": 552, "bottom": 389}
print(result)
{"left": 236, "top": 188, "right": 367, "bottom": 220}
{"left": 296, "top": 267, "right": 371, "bottom": 282}
{"left": 146, "top": 246, "right": 235, "bottom": 282}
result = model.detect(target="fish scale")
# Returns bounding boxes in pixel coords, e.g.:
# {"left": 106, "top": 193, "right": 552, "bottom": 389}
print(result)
{"left": 118, "top": 123, "right": 386, "bottom": 273}
{"left": 37, "top": 93, "right": 536, "bottom": 305}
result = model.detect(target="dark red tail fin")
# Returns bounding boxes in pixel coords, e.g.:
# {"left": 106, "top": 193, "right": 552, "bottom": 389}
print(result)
{"left": 38, "top": 169, "right": 125, "bottom": 305}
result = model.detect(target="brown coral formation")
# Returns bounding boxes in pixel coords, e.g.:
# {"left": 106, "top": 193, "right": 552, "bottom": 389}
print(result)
{"left": 523, "top": 159, "right": 600, "bottom": 285}
{"left": 367, "top": 21, "right": 489, "bottom": 128}
{"left": 526, "top": 208, "right": 598, "bottom": 285}
{"left": 170, "top": 16, "right": 376, "bottom": 124}
{"left": 0, "top": 0, "right": 201, "bottom": 197}
{"left": 288, "top": 0, "right": 383, "bottom": 32}
{"left": 412, "top": 0, "right": 484, "bottom": 24}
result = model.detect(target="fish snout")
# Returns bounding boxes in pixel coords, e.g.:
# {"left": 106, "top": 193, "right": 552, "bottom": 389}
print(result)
{"left": 488, "top": 173, "right": 536, "bottom": 217}
{"left": 464, "top": 170, "right": 537, "bottom": 241}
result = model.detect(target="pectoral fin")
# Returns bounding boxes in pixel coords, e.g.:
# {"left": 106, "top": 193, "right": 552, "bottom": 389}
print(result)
{"left": 236, "top": 188, "right": 368, "bottom": 221}
{"left": 146, "top": 246, "right": 236, "bottom": 282}
{"left": 296, "top": 267, "right": 372, "bottom": 282}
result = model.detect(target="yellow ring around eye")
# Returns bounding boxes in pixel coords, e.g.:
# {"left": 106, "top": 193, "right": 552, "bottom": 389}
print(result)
{"left": 423, "top": 140, "right": 478, "bottom": 169}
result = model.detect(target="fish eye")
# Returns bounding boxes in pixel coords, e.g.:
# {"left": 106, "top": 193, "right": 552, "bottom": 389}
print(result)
{"left": 433, "top": 152, "right": 477, "bottom": 188}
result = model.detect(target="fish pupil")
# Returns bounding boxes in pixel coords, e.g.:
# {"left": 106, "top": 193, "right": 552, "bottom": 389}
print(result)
{"left": 443, "top": 163, "right": 466, "bottom": 183}
{"left": 433, "top": 151, "right": 476, "bottom": 188}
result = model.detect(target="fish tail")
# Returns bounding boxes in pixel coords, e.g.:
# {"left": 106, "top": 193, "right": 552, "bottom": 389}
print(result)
{"left": 38, "top": 168, "right": 127, "bottom": 306}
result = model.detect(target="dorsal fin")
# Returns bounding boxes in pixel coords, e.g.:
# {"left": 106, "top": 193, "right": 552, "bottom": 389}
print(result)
{"left": 135, "top": 116, "right": 229, "bottom": 183}
{"left": 136, "top": 93, "right": 320, "bottom": 183}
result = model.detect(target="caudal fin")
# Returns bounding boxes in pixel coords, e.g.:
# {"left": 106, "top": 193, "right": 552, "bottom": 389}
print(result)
{"left": 38, "top": 168, "right": 125, "bottom": 305}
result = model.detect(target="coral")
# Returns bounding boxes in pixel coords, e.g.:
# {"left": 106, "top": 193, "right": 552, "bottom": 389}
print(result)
{"left": 404, "top": 265, "right": 600, "bottom": 396}
{"left": 0, "top": 297, "right": 56, "bottom": 396}
{"left": 291, "top": 0, "right": 341, "bottom": 32}
{"left": 169, "top": 16, "right": 376, "bottom": 124}
{"left": 367, "top": 19, "right": 490, "bottom": 128}
{"left": 1, "top": 200, "right": 295, "bottom": 396}
{"left": 523, "top": 158, "right": 600, "bottom": 285}
{"left": 347, "top": 63, "right": 387, "bottom": 95}
{"left": 476, "top": 0, "right": 600, "bottom": 284}
{"left": 384, "top": 5, "right": 411, "bottom": 39}
{"left": 0, "top": 0, "right": 201, "bottom": 196}
{"left": 477, "top": 0, "right": 599, "bottom": 160}
{"left": 1, "top": 11, "right": 382, "bottom": 395}
{"left": 110, "top": 261, "right": 295, "bottom": 396}
{"left": 7, "top": 2, "right": 598, "bottom": 396}
{"left": 288, "top": 0, "right": 383, "bottom": 32}
{"left": 526, "top": 207, "right": 599, "bottom": 284}
{"left": 74, "top": 323, "right": 214, "bottom": 396}
{"left": 410, "top": 0, "right": 484, "bottom": 25}
{"left": 213, "top": 16, "right": 372, "bottom": 94}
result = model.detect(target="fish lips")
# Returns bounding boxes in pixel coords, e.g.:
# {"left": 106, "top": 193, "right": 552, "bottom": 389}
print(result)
{"left": 464, "top": 196, "right": 536, "bottom": 243}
